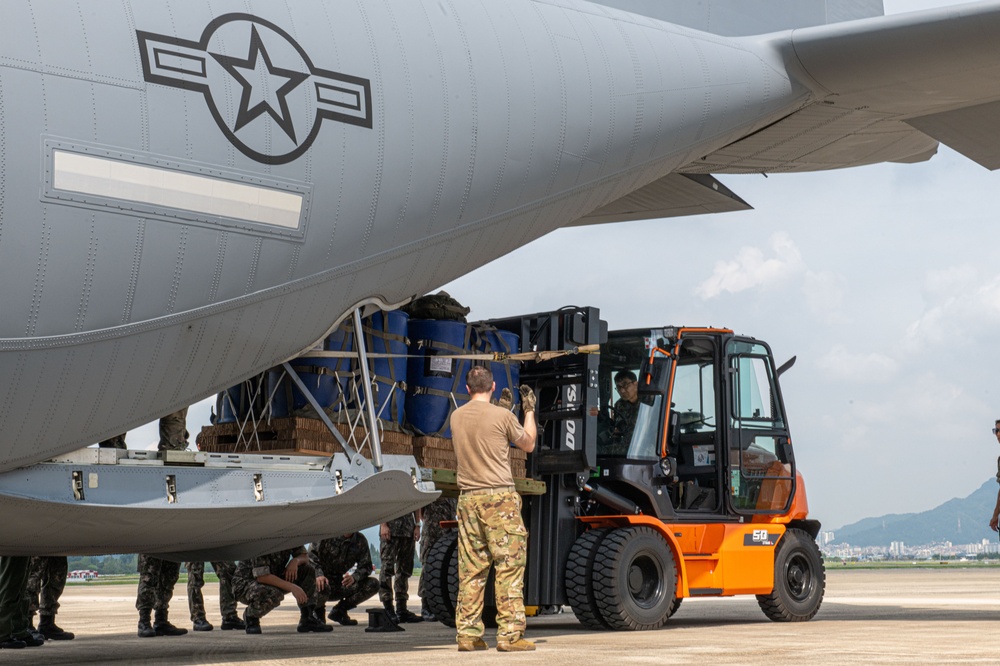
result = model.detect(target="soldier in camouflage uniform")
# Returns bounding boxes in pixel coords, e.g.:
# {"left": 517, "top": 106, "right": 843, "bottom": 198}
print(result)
{"left": 133, "top": 409, "right": 192, "bottom": 638}
{"left": 97, "top": 434, "right": 126, "bottom": 449}
{"left": 418, "top": 497, "right": 457, "bottom": 620}
{"left": 0, "top": 556, "right": 43, "bottom": 650}
{"left": 26, "top": 556, "right": 74, "bottom": 640}
{"left": 608, "top": 370, "right": 639, "bottom": 455}
{"left": 449, "top": 366, "right": 537, "bottom": 652}
{"left": 231, "top": 547, "right": 330, "bottom": 634}
{"left": 98, "top": 407, "right": 187, "bottom": 451}
{"left": 309, "top": 533, "right": 379, "bottom": 626}
{"left": 379, "top": 512, "right": 422, "bottom": 624}
{"left": 184, "top": 561, "right": 243, "bottom": 631}
{"left": 135, "top": 555, "right": 187, "bottom": 637}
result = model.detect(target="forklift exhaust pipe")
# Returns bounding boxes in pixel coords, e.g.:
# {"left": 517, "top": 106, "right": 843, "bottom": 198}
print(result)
{"left": 583, "top": 483, "right": 641, "bottom": 515}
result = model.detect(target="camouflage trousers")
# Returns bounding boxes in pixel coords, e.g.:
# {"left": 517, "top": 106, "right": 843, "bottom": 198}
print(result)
{"left": 98, "top": 433, "right": 126, "bottom": 449}
{"left": 26, "top": 556, "right": 68, "bottom": 617}
{"left": 315, "top": 576, "right": 379, "bottom": 611}
{"left": 185, "top": 561, "right": 237, "bottom": 621}
{"left": 378, "top": 537, "right": 414, "bottom": 605}
{"left": 232, "top": 564, "right": 317, "bottom": 620}
{"left": 135, "top": 555, "right": 180, "bottom": 612}
{"left": 455, "top": 491, "right": 528, "bottom": 643}
{"left": 0, "top": 557, "right": 30, "bottom": 641}
{"left": 158, "top": 408, "right": 189, "bottom": 451}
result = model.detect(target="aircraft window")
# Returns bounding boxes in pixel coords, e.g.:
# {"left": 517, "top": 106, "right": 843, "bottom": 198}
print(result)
{"left": 671, "top": 362, "right": 716, "bottom": 433}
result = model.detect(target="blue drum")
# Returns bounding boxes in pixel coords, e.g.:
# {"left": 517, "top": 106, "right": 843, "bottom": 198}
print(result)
{"left": 477, "top": 327, "right": 521, "bottom": 410}
{"left": 343, "top": 310, "right": 409, "bottom": 424}
{"left": 267, "top": 341, "right": 350, "bottom": 418}
{"left": 405, "top": 319, "right": 474, "bottom": 438}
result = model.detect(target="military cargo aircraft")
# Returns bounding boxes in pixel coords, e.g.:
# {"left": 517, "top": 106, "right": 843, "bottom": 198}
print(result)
{"left": 1, "top": 0, "right": 999, "bottom": 558}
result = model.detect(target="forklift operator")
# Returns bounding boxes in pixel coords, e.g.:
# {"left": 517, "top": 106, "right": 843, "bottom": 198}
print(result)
{"left": 609, "top": 370, "right": 639, "bottom": 455}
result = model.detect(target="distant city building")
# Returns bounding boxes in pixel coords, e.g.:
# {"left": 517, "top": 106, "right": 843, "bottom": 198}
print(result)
{"left": 68, "top": 569, "right": 98, "bottom": 581}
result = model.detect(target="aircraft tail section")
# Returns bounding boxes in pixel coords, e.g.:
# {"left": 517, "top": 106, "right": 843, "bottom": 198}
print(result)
{"left": 586, "top": 0, "right": 884, "bottom": 36}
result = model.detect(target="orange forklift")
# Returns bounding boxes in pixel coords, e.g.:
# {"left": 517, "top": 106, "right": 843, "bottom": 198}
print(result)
{"left": 423, "top": 307, "right": 824, "bottom": 630}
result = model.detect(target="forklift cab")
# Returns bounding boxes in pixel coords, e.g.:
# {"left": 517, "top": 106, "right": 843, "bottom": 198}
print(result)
{"left": 596, "top": 328, "right": 795, "bottom": 519}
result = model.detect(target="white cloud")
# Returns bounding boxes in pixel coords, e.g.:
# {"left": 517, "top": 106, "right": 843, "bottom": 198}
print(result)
{"left": 902, "top": 269, "right": 1000, "bottom": 353}
{"left": 816, "top": 344, "right": 899, "bottom": 383}
{"left": 694, "top": 232, "right": 804, "bottom": 299}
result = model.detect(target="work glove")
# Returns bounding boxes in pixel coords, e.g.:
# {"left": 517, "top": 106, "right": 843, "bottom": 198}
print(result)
{"left": 519, "top": 385, "right": 536, "bottom": 413}
{"left": 493, "top": 387, "right": 514, "bottom": 411}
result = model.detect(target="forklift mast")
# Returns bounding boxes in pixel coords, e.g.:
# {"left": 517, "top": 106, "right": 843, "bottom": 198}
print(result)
{"left": 485, "top": 306, "right": 605, "bottom": 607}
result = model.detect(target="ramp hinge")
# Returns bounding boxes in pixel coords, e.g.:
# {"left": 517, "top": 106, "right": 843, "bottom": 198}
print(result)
{"left": 253, "top": 473, "right": 264, "bottom": 502}
{"left": 71, "top": 471, "right": 85, "bottom": 501}
{"left": 165, "top": 475, "right": 177, "bottom": 504}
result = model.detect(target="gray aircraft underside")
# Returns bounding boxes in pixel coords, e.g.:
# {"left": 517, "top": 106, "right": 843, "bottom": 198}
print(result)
{"left": 2, "top": 0, "right": 1000, "bottom": 557}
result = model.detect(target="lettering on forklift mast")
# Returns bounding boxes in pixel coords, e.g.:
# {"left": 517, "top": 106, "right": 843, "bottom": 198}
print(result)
{"left": 743, "top": 530, "right": 777, "bottom": 547}
{"left": 565, "top": 420, "right": 576, "bottom": 450}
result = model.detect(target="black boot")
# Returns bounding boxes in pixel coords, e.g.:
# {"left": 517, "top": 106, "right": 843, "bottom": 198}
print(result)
{"left": 244, "top": 611, "right": 261, "bottom": 635}
{"left": 26, "top": 618, "right": 46, "bottom": 643}
{"left": 221, "top": 614, "right": 246, "bottom": 631}
{"left": 38, "top": 614, "right": 74, "bottom": 640}
{"left": 297, "top": 605, "right": 333, "bottom": 633}
{"left": 192, "top": 617, "right": 213, "bottom": 631}
{"left": 328, "top": 603, "right": 358, "bottom": 626}
{"left": 137, "top": 609, "right": 156, "bottom": 638}
{"left": 312, "top": 605, "right": 328, "bottom": 626}
{"left": 421, "top": 603, "right": 436, "bottom": 622}
{"left": 395, "top": 603, "right": 423, "bottom": 624}
{"left": 382, "top": 599, "right": 399, "bottom": 625}
{"left": 153, "top": 609, "right": 188, "bottom": 636}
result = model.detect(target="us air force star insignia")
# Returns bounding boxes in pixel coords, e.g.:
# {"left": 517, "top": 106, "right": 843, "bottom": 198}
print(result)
{"left": 137, "top": 13, "right": 373, "bottom": 165}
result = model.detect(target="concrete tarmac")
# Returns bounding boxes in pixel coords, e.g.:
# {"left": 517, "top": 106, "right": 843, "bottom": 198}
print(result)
{"left": 5, "top": 567, "right": 999, "bottom": 664}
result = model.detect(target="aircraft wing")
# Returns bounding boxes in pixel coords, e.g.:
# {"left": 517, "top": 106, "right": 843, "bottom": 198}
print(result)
{"left": 687, "top": 1, "right": 1000, "bottom": 173}
{"left": 567, "top": 174, "right": 752, "bottom": 226}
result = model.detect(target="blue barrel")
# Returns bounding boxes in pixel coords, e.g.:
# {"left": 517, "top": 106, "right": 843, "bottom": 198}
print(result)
{"left": 405, "top": 320, "right": 474, "bottom": 438}
{"left": 216, "top": 375, "right": 267, "bottom": 424}
{"left": 477, "top": 328, "right": 521, "bottom": 409}
{"left": 268, "top": 341, "right": 350, "bottom": 418}
{"left": 216, "top": 384, "right": 248, "bottom": 424}
{"left": 346, "top": 310, "right": 409, "bottom": 424}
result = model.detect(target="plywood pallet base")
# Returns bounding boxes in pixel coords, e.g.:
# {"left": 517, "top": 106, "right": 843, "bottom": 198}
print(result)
{"left": 196, "top": 417, "right": 528, "bottom": 479}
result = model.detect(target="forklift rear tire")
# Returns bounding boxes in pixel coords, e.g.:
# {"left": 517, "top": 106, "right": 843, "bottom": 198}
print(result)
{"left": 565, "top": 528, "right": 612, "bottom": 629}
{"left": 756, "top": 528, "right": 826, "bottom": 622}
{"left": 591, "top": 526, "right": 676, "bottom": 631}
{"left": 421, "top": 530, "right": 498, "bottom": 629}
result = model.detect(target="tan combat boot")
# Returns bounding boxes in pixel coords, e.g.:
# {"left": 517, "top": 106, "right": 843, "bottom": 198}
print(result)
{"left": 497, "top": 637, "right": 536, "bottom": 652}
{"left": 457, "top": 636, "right": 489, "bottom": 651}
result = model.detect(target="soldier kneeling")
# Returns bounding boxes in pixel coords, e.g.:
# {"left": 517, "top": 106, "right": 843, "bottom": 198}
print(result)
{"left": 231, "top": 548, "right": 332, "bottom": 634}
{"left": 309, "top": 532, "right": 380, "bottom": 626}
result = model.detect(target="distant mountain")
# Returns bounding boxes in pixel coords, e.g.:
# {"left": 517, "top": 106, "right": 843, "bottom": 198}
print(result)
{"left": 831, "top": 479, "right": 999, "bottom": 548}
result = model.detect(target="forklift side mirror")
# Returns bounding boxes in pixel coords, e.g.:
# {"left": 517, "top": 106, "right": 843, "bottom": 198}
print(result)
{"left": 637, "top": 355, "right": 670, "bottom": 396}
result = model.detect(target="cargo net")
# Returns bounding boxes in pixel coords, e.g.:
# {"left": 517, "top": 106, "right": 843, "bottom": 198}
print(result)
{"left": 193, "top": 307, "right": 588, "bottom": 479}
